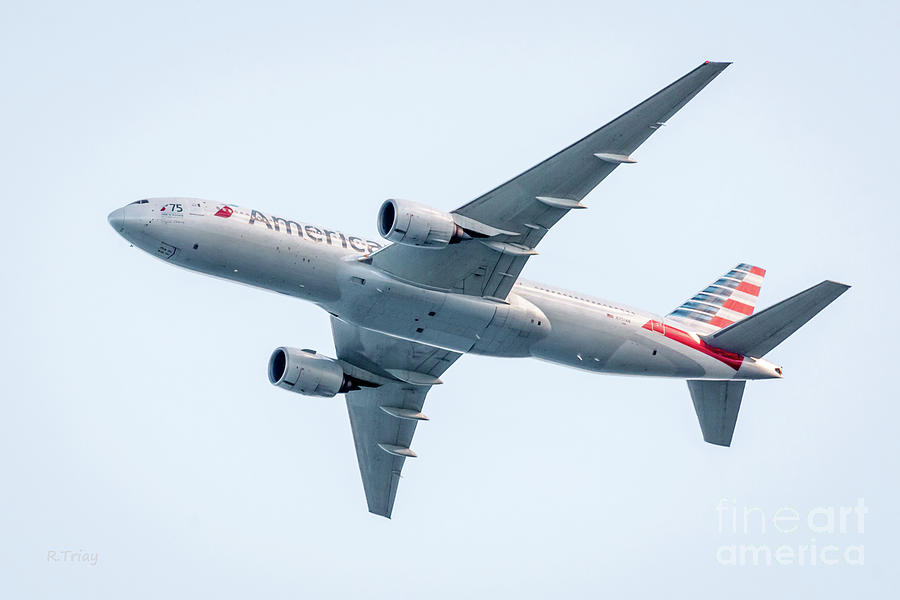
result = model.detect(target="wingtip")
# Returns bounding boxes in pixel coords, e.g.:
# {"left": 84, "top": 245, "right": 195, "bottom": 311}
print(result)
{"left": 823, "top": 280, "right": 852, "bottom": 291}
{"left": 703, "top": 60, "right": 733, "bottom": 68}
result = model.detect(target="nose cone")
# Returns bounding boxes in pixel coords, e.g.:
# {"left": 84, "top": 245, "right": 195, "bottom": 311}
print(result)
{"left": 108, "top": 207, "right": 126, "bottom": 232}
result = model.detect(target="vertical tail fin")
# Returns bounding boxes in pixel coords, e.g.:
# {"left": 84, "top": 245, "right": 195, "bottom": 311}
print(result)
{"left": 668, "top": 264, "right": 766, "bottom": 332}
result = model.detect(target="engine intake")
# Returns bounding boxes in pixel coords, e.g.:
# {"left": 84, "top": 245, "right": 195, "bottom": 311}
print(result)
{"left": 268, "top": 347, "right": 362, "bottom": 397}
{"left": 377, "top": 198, "right": 468, "bottom": 249}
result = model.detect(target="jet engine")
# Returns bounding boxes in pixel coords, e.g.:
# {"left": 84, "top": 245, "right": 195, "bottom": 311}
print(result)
{"left": 376, "top": 198, "right": 468, "bottom": 249}
{"left": 268, "top": 347, "right": 368, "bottom": 397}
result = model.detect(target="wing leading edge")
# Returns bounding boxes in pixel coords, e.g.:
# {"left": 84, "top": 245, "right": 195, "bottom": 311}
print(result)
{"left": 372, "top": 61, "right": 731, "bottom": 300}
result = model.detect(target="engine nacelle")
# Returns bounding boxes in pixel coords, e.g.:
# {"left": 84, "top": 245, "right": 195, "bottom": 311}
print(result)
{"left": 267, "top": 347, "right": 355, "bottom": 398}
{"left": 377, "top": 198, "right": 467, "bottom": 249}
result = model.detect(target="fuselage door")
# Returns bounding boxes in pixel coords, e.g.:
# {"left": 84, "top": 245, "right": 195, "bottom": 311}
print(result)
{"left": 188, "top": 200, "right": 205, "bottom": 217}
{"left": 653, "top": 319, "right": 666, "bottom": 336}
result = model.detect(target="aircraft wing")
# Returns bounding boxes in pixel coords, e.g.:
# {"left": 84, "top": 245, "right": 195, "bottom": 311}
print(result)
{"left": 372, "top": 61, "right": 730, "bottom": 300}
{"left": 331, "top": 316, "right": 461, "bottom": 518}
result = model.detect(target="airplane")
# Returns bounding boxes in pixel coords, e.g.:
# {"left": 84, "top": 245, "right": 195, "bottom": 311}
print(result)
{"left": 108, "top": 61, "right": 849, "bottom": 518}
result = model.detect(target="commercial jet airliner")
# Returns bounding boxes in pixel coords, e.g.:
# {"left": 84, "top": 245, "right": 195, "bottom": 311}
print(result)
{"left": 109, "top": 62, "right": 849, "bottom": 517}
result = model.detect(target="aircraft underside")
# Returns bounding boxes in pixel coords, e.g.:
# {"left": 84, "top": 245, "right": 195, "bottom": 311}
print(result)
{"left": 108, "top": 61, "right": 848, "bottom": 517}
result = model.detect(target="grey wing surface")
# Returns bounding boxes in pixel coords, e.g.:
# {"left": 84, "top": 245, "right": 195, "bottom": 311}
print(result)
{"left": 372, "top": 61, "right": 730, "bottom": 300}
{"left": 331, "top": 317, "right": 461, "bottom": 518}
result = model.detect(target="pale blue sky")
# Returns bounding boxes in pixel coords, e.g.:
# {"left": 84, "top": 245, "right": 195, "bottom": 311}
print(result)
{"left": 1, "top": 1, "right": 897, "bottom": 597}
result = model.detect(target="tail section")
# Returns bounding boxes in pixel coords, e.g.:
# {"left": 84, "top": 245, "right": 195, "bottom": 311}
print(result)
{"left": 703, "top": 280, "right": 850, "bottom": 357}
{"left": 668, "top": 263, "right": 766, "bottom": 332}
{"left": 687, "top": 279, "right": 849, "bottom": 446}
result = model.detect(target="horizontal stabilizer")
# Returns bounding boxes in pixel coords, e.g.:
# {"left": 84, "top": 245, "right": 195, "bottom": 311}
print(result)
{"left": 688, "top": 380, "right": 746, "bottom": 446}
{"left": 704, "top": 280, "right": 850, "bottom": 357}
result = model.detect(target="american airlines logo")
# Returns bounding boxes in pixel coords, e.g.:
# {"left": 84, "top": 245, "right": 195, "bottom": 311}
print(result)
{"left": 248, "top": 209, "right": 382, "bottom": 254}
{"left": 215, "top": 206, "right": 234, "bottom": 218}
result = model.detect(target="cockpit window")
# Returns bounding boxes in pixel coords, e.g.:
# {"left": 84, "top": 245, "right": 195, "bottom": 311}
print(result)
{"left": 129, "top": 199, "right": 149, "bottom": 205}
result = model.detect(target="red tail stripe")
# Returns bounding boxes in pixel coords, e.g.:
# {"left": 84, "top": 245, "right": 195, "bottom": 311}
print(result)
{"left": 642, "top": 320, "right": 743, "bottom": 370}
{"left": 723, "top": 299, "right": 753, "bottom": 315}
{"left": 709, "top": 316, "right": 735, "bottom": 328}
{"left": 750, "top": 266, "right": 766, "bottom": 276}
{"left": 736, "top": 282, "right": 761, "bottom": 296}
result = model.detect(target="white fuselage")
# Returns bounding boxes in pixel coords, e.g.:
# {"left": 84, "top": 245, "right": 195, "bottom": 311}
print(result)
{"left": 108, "top": 198, "right": 781, "bottom": 380}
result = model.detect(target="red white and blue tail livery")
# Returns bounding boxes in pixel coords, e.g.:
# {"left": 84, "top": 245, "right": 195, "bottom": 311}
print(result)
{"left": 669, "top": 263, "right": 766, "bottom": 331}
